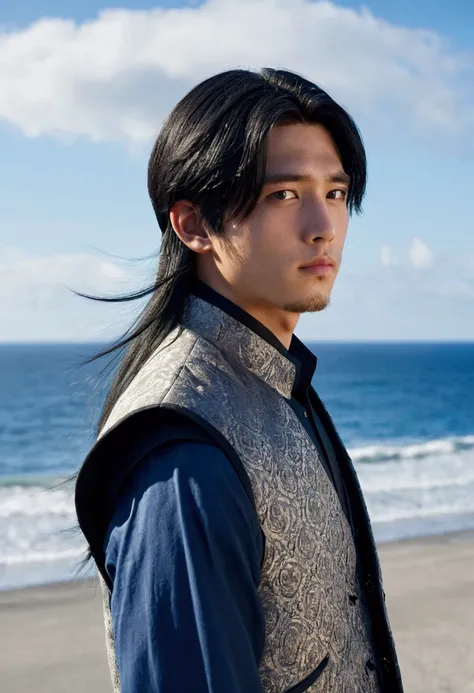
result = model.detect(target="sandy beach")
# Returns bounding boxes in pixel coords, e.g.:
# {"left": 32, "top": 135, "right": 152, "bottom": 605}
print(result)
{"left": 1, "top": 531, "right": 473, "bottom": 693}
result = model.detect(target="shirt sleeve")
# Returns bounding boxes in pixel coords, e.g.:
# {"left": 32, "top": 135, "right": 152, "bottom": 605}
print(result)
{"left": 103, "top": 438, "right": 266, "bottom": 693}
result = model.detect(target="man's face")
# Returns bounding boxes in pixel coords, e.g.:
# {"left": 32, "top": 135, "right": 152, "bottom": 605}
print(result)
{"left": 208, "top": 123, "right": 350, "bottom": 317}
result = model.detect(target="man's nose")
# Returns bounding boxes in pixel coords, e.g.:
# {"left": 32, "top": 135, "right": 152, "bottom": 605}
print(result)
{"left": 302, "top": 199, "right": 336, "bottom": 244}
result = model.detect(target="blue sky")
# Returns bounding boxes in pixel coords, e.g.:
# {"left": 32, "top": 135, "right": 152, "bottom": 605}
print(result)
{"left": 0, "top": 0, "right": 473, "bottom": 342}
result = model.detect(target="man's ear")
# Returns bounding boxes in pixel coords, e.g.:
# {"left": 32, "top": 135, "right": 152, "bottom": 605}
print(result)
{"left": 169, "top": 201, "right": 213, "bottom": 254}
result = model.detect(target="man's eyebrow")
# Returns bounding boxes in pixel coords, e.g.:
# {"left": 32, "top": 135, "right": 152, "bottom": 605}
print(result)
{"left": 263, "top": 170, "right": 351, "bottom": 186}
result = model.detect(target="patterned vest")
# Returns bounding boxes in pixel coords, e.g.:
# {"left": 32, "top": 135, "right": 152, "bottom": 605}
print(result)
{"left": 82, "top": 294, "right": 401, "bottom": 693}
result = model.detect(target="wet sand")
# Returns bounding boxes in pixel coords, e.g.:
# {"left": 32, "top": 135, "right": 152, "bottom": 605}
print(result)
{"left": 1, "top": 531, "right": 473, "bottom": 693}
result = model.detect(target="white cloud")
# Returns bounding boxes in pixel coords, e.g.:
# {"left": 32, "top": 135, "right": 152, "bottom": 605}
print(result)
{"left": 100, "top": 261, "right": 126, "bottom": 280}
{"left": 0, "top": 0, "right": 472, "bottom": 144}
{"left": 380, "top": 245, "right": 394, "bottom": 267}
{"left": 297, "top": 263, "right": 474, "bottom": 341}
{"left": 0, "top": 246, "right": 139, "bottom": 342}
{"left": 409, "top": 236, "right": 433, "bottom": 269}
{"left": 1, "top": 244, "right": 472, "bottom": 343}
{"left": 0, "top": 246, "right": 125, "bottom": 292}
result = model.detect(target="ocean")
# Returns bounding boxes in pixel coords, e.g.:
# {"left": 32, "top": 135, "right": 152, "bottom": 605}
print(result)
{"left": 1, "top": 342, "right": 473, "bottom": 590}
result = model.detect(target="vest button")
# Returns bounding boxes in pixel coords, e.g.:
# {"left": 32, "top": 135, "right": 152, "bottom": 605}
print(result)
{"left": 366, "top": 660, "right": 376, "bottom": 672}
{"left": 348, "top": 594, "right": 358, "bottom": 605}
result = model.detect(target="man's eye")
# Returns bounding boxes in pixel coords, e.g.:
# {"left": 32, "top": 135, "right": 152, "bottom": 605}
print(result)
{"left": 328, "top": 189, "right": 348, "bottom": 200}
{"left": 269, "top": 190, "right": 297, "bottom": 201}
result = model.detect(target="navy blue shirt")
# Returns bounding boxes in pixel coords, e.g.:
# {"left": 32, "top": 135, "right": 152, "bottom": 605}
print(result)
{"left": 104, "top": 438, "right": 266, "bottom": 693}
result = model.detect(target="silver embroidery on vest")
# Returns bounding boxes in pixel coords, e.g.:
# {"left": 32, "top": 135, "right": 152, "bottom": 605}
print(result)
{"left": 96, "top": 296, "right": 382, "bottom": 693}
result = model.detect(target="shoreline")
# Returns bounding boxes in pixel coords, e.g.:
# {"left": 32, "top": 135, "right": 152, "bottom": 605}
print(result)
{"left": 2, "top": 524, "right": 474, "bottom": 594}
{"left": 1, "top": 529, "right": 473, "bottom": 693}
{"left": 3, "top": 527, "right": 473, "bottom": 594}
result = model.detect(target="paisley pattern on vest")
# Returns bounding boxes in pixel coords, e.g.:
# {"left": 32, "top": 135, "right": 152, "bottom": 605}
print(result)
{"left": 97, "top": 296, "right": 382, "bottom": 693}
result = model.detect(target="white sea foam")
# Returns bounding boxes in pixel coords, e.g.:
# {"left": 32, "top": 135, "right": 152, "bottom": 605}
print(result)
{"left": 349, "top": 435, "right": 474, "bottom": 464}
{"left": 0, "top": 482, "right": 87, "bottom": 588}
{"left": 352, "top": 437, "right": 474, "bottom": 528}
{"left": 1, "top": 547, "right": 84, "bottom": 566}
{"left": 1, "top": 434, "right": 474, "bottom": 588}
{"left": 0, "top": 484, "right": 75, "bottom": 518}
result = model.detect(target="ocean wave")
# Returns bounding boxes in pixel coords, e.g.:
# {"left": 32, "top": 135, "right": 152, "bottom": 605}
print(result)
{"left": 0, "top": 474, "right": 66, "bottom": 488}
{"left": 1, "top": 433, "right": 474, "bottom": 583}
{"left": 0, "top": 484, "right": 74, "bottom": 518}
{"left": 349, "top": 435, "right": 474, "bottom": 464}
{"left": 370, "top": 502, "right": 474, "bottom": 525}
{"left": 0, "top": 547, "right": 84, "bottom": 566}
{"left": 0, "top": 483, "right": 84, "bottom": 571}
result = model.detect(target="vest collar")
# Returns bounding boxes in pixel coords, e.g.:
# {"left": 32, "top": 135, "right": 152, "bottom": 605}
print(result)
{"left": 181, "top": 280, "right": 317, "bottom": 400}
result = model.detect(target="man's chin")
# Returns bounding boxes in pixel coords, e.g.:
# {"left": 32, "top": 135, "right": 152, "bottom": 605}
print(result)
{"left": 283, "top": 292, "right": 331, "bottom": 314}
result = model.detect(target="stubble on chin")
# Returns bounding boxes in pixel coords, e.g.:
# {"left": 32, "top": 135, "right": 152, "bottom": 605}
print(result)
{"left": 283, "top": 291, "right": 331, "bottom": 314}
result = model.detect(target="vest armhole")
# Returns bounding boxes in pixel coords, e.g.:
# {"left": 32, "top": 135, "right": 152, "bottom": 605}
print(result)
{"left": 76, "top": 403, "right": 260, "bottom": 590}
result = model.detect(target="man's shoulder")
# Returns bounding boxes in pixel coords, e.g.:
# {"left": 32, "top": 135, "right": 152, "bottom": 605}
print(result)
{"left": 120, "top": 432, "right": 245, "bottom": 507}
{"left": 77, "top": 408, "right": 219, "bottom": 509}
{"left": 75, "top": 409, "right": 221, "bottom": 560}
{"left": 111, "top": 409, "right": 227, "bottom": 493}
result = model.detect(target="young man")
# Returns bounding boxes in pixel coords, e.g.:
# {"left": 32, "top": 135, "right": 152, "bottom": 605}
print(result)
{"left": 76, "top": 68, "right": 403, "bottom": 693}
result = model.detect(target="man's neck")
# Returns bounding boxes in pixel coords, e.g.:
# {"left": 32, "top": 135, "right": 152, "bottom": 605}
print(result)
{"left": 242, "top": 305, "right": 298, "bottom": 350}
{"left": 194, "top": 278, "right": 299, "bottom": 350}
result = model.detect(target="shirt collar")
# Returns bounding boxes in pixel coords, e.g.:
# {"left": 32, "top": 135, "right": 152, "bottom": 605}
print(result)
{"left": 182, "top": 280, "right": 317, "bottom": 400}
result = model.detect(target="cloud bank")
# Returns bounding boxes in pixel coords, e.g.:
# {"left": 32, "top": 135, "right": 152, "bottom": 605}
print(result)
{"left": 380, "top": 237, "right": 434, "bottom": 270}
{"left": 0, "top": 0, "right": 472, "bottom": 143}
{"left": 0, "top": 246, "right": 139, "bottom": 342}
{"left": 409, "top": 237, "right": 433, "bottom": 269}
{"left": 1, "top": 244, "right": 473, "bottom": 342}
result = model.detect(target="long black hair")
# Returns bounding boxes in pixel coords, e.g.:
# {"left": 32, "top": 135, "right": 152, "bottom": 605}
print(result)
{"left": 78, "top": 67, "right": 367, "bottom": 437}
